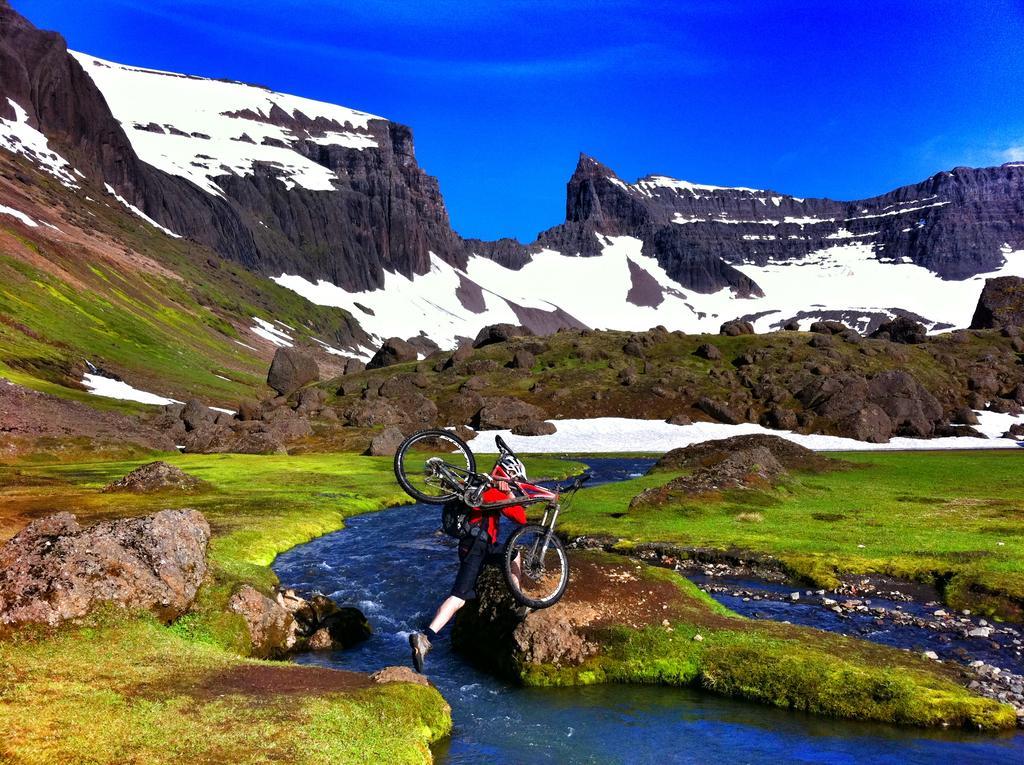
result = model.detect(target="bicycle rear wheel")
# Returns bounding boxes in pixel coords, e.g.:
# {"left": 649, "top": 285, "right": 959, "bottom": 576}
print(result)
{"left": 394, "top": 429, "right": 476, "bottom": 504}
{"left": 503, "top": 524, "right": 569, "bottom": 609}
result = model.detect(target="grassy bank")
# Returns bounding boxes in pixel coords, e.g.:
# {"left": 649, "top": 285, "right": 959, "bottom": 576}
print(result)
{"left": 506, "top": 553, "right": 1017, "bottom": 730}
{"left": 559, "top": 450, "right": 1024, "bottom": 618}
{"left": 0, "top": 453, "right": 584, "bottom": 764}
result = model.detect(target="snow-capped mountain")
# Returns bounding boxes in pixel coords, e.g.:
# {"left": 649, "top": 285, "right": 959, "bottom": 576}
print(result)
{"left": 3, "top": 0, "right": 1023, "bottom": 359}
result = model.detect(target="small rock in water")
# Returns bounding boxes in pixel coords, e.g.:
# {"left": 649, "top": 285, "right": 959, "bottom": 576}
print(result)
{"left": 790, "top": 592, "right": 800, "bottom": 601}
{"left": 970, "top": 627, "right": 993, "bottom": 638}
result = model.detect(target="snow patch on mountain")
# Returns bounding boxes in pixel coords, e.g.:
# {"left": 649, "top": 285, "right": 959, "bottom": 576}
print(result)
{"left": 82, "top": 372, "right": 182, "bottom": 406}
{"left": 0, "top": 98, "right": 81, "bottom": 187}
{"left": 103, "top": 183, "right": 182, "bottom": 238}
{"left": 274, "top": 230, "right": 1024, "bottom": 351}
{"left": 72, "top": 52, "right": 380, "bottom": 196}
{"left": 250, "top": 317, "right": 293, "bottom": 347}
{"left": 735, "top": 244, "right": 1024, "bottom": 332}
{"left": 0, "top": 203, "right": 37, "bottom": 227}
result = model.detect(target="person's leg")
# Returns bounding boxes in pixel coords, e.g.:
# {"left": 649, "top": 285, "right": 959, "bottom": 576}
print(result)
{"left": 509, "top": 551, "right": 522, "bottom": 591}
{"left": 411, "top": 542, "right": 485, "bottom": 671}
{"left": 427, "top": 595, "right": 466, "bottom": 634}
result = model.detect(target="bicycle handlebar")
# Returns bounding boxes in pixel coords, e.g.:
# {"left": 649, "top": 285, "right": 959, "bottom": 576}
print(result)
{"left": 558, "top": 473, "right": 592, "bottom": 494}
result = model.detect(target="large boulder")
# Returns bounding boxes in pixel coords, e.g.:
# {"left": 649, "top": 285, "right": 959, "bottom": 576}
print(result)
{"left": 971, "top": 276, "right": 1024, "bottom": 329}
{"left": 103, "top": 461, "right": 206, "bottom": 493}
{"left": 228, "top": 585, "right": 298, "bottom": 658}
{"left": 473, "top": 323, "right": 533, "bottom": 348}
{"left": 0, "top": 509, "right": 210, "bottom": 627}
{"left": 695, "top": 397, "right": 742, "bottom": 425}
{"left": 366, "top": 337, "right": 417, "bottom": 369}
{"left": 719, "top": 319, "right": 754, "bottom": 336}
{"left": 181, "top": 398, "right": 214, "bottom": 431}
{"left": 474, "top": 397, "right": 548, "bottom": 430}
{"left": 365, "top": 426, "right": 406, "bottom": 456}
{"left": 267, "top": 348, "right": 320, "bottom": 395}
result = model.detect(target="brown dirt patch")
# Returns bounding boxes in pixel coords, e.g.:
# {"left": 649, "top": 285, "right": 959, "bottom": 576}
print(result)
{"left": 553, "top": 552, "right": 735, "bottom": 632}
{"left": 140, "top": 662, "right": 373, "bottom": 702}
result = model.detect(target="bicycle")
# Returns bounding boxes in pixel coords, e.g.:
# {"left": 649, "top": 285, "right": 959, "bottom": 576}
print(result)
{"left": 393, "top": 428, "right": 590, "bottom": 609}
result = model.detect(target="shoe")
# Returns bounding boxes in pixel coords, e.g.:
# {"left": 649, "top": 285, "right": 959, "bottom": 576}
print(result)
{"left": 409, "top": 632, "right": 432, "bottom": 673}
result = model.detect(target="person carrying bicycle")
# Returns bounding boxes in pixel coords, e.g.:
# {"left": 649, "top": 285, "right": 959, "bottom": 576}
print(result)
{"left": 409, "top": 452, "right": 527, "bottom": 672}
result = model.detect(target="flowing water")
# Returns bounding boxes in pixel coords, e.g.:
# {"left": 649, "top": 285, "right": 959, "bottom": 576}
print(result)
{"left": 273, "top": 458, "right": 1024, "bottom": 764}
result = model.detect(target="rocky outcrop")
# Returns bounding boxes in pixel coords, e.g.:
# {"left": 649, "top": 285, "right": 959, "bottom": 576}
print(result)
{"left": 651, "top": 434, "right": 840, "bottom": 474}
{"left": 452, "top": 552, "right": 694, "bottom": 679}
{"left": 278, "top": 589, "right": 371, "bottom": 652}
{"left": 267, "top": 348, "right": 320, "bottom": 395}
{"left": 971, "top": 277, "right": 1024, "bottom": 329}
{"left": 798, "top": 369, "right": 945, "bottom": 440}
{"left": 0, "top": 509, "right": 210, "bottom": 626}
{"left": 633, "top": 446, "right": 786, "bottom": 506}
{"left": 103, "top": 461, "right": 206, "bottom": 492}
{"left": 870, "top": 317, "right": 927, "bottom": 344}
{"left": 228, "top": 585, "right": 298, "bottom": 659}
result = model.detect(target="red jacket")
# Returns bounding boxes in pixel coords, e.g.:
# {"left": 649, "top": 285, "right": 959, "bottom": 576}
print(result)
{"left": 467, "top": 466, "right": 527, "bottom": 543}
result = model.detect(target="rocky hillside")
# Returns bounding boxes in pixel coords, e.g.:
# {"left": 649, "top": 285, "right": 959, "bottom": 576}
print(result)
{"left": 296, "top": 318, "right": 1024, "bottom": 449}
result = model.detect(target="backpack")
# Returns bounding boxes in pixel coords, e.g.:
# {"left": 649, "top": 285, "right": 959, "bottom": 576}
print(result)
{"left": 441, "top": 499, "right": 470, "bottom": 539}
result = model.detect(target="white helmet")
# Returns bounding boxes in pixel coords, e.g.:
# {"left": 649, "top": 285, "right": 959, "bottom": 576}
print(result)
{"left": 497, "top": 452, "right": 527, "bottom": 481}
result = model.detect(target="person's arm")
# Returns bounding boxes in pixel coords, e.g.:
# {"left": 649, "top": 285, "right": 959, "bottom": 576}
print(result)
{"left": 488, "top": 481, "right": 527, "bottom": 524}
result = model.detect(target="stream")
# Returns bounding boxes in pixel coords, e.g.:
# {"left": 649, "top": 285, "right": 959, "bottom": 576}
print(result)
{"left": 273, "top": 457, "right": 1024, "bottom": 764}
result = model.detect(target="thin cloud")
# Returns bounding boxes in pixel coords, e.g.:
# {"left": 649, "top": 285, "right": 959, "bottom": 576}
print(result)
{"left": 1002, "top": 144, "right": 1024, "bottom": 162}
{"left": 100, "top": 1, "right": 717, "bottom": 82}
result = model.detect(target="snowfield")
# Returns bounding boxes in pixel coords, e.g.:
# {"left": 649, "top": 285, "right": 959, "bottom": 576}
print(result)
{"left": 467, "top": 416, "right": 1024, "bottom": 455}
{"left": 81, "top": 373, "right": 182, "bottom": 406}
{"left": 275, "top": 233, "right": 1024, "bottom": 351}
{"left": 72, "top": 52, "right": 381, "bottom": 196}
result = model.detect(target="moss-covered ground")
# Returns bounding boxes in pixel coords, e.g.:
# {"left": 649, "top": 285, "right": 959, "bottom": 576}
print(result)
{"left": 0, "top": 453, "right": 584, "bottom": 764}
{"left": 512, "top": 552, "right": 1017, "bottom": 730}
{"left": 559, "top": 450, "right": 1024, "bottom": 618}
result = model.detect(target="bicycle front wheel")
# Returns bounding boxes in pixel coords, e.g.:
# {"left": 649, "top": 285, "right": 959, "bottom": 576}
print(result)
{"left": 394, "top": 429, "right": 476, "bottom": 504}
{"left": 503, "top": 524, "right": 569, "bottom": 609}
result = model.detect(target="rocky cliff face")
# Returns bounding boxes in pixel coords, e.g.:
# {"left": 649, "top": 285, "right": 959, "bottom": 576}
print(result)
{"left": 533, "top": 154, "right": 1024, "bottom": 295}
{"left": 0, "top": 1, "right": 464, "bottom": 293}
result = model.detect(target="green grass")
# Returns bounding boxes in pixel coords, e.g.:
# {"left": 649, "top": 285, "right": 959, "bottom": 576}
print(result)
{"left": 0, "top": 164, "right": 367, "bottom": 410}
{"left": 0, "top": 609, "right": 451, "bottom": 764}
{"left": 0, "top": 453, "right": 584, "bottom": 764}
{"left": 485, "top": 554, "right": 1016, "bottom": 730}
{"left": 560, "top": 450, "right": 1024, "bottom": 617}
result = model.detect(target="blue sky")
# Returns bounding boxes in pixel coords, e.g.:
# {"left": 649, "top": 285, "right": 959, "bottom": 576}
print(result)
{"left": 16, "top": 0, "right": 1024, "bottom": 242}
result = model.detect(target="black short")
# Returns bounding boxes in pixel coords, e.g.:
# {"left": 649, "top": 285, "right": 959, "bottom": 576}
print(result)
{"left": 451, "top": 537, "right": 503, "bottom": 600}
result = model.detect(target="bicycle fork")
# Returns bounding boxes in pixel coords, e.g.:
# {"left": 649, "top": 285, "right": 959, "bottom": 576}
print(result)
{"left": 530, "top": 503, "right": 560, "bottom": 565}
